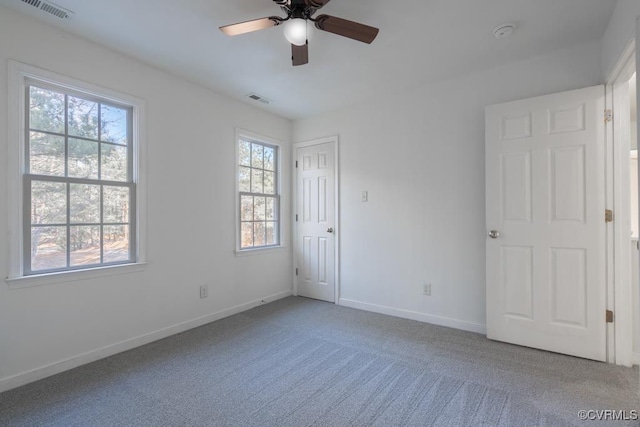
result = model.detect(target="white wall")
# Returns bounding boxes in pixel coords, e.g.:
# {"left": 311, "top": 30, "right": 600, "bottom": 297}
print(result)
{"left": 0, "top": 7, "right": 292, "bottom": 390}
{"left": 602, "top": 0, "right": 640, "bottom": 80}
{"left": 293, "top": 41, "right": 603, "bottom": 332}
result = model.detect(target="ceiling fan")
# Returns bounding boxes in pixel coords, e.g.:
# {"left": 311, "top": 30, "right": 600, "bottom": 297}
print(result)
{"left": 219, "top": 0, "right": 379, "bottom": 66}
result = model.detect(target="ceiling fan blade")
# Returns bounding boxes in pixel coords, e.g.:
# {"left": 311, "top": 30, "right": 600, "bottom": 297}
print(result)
{"left": 314, "top": 15, "right": 379, "bottom": 44}
{"left": 220, "top": 17, "right": 282, "bottom": 36}
{"left": 292, "top": 43, "right": 309, "bottom": 66}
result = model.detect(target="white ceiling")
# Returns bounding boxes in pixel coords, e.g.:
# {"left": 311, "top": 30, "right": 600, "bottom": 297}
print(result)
{"left": 1, "top": 0, "right": 617, "bottom": 120}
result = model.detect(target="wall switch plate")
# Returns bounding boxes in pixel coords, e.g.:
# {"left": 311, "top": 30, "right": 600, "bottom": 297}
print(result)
{"left": 423, "top": 284, "right": 431, "bottom": 296}
{"left": 200, "top": 285, "right": 208, "bottom": 299}
{"left": 361, "top": 191, "right": 368, "bottom": 202}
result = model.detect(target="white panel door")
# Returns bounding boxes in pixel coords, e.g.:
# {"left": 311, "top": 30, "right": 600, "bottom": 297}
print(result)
{"left": 486, "top": 86, "right": 606, "bottom": 361}
{"left": 296, "top": 141, "right": 336, "bottom": 302}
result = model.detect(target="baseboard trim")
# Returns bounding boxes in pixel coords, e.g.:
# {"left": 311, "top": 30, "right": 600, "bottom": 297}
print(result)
{"left": 338, "top": 298, "right": 487, "bottom": 335}
{"left": 0, "top": 289, "right": 292, "bottom": 393}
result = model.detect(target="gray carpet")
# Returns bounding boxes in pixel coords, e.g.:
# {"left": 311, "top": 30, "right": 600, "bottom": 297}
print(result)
{"left": 0, "top": 296, "right": 638, "bottom": 426}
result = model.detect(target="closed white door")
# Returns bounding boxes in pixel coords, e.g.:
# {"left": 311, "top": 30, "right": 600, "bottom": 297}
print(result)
{"left": 486, "top": 86, "right": 606, "bottom": 361}
{"left": 296, "top": 141, "right": 336, "bottom": 302}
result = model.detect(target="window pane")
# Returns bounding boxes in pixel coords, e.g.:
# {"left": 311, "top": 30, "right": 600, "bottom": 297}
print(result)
{"left": 241, "top": 196, "right": 253, "bottom": 221}
{"left": 100, "top": 105, "right": 127, "bottom": 145}
{"left": 239, "top": 140, "right": 251, "bottom": 167}
{"left": 68, "top": 96, "right": 98, "bottom": 140}
{"left": 266, "top": 197, "right": 276, "bottom": 221}
{"left": 266, "top": 222, "right": 277, "bottom": 245}
{"left": 29, "top": 86, "right": 65, "bottom": 134}
{"left": 103, "top": 225, "right": 129, "bottom": 263}
{"left": 70, "top": 226, "right": 101, "bottom": 266}
{"left": 101, "top": 143, "right": 128, "bottom": 181}
{"left": 31, "top": 181, "right": 66, "bottom": 225}
{"left": 239, "top": 166, "right": 251, "bottom": 192}
{"left": 29, "top": 132, "right": 65, "bottom": 176}
{"left": 264, "top": 146, "right": 275, "bottom": 171}
{"left": 70, "top": 184, "right": 100, "bottom": 224}
{"left": 251, "top": 143, "right": 264, "bottom": 169}
{"left": 264, "top": 171, "right": 275, "bottom": 195}
{"left": 68, "top": 138, "right": 99, "bottom": 179}
{"left": 241, "top": 223, "right": 253, "bottom": 248}
{"left": 237, "top": 139, "right": 278, "bottom": 251}
{"left": 31, "top": 226, "right": 66, "bottom": 271}
{"left": 251, "top": 169, "right": 263, "bottom": 193}
{"left": 254, "top": 197, "right": 266, "bottom": 221}
{"left": 24, "top": 82, "right": 137, "bottom": 274}
{"left": 104, "top": 186, "right": 130, "bottom": 224}
{"left": 254, "top": 222, "right": 266, "bottom": 246}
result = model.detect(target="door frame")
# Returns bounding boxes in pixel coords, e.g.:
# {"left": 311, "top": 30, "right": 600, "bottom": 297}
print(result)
{"left": 606, "top": 39, "right": 635, "bottom": 366}
{"left": 292, "top": 135, "right": 340, "bottom": 303}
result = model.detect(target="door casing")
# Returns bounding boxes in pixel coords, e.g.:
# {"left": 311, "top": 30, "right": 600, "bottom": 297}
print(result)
{"left": 606, "top": 38, "right": 636, "bottom": 366}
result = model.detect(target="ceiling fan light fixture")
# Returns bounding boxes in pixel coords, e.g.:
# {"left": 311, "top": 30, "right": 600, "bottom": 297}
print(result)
{"left": 284, "top": 18, "right": 308, "bottom": 46}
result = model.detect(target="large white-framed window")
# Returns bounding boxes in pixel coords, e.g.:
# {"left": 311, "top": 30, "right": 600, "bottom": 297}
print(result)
{"left": 7, "top": 61, "right": 146, "bottom": 284}
{"left": 236, "top": 130, "right": 281, "bottom": 252}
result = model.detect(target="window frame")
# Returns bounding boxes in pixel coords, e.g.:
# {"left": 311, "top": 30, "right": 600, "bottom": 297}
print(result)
{"left": 235, "top": 129, "right": 283, "bottom": 253}
{"left": 7, "top": 61, "right": 147, "bottom": 286}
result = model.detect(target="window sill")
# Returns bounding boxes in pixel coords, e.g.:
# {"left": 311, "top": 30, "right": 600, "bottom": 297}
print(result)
{"left": 5, "top": 262, "right": 148, "bottom": 290}
{"left": 234, "top": 246, "right": 287, "bottom": 257}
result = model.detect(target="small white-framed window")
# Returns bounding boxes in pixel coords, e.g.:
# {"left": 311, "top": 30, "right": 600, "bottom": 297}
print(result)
{"left": 236, "top": 131, "right": 281, "bottom": 251}
{"left": 7, "top": 61, "right": 146, "bottom": 281}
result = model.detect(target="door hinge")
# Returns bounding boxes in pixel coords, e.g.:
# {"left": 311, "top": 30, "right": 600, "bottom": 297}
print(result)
{"left": 296, "top": 214, "right": 298, "bottom": 222}
{"left": 605, "top": 209, "right": 613, "bottom": 223}
{"left": 604, "top": 109, "right": 613, "bottom": 123}
{"left": 295, "top": 161, "right": 298, "bottom": 168}
{"left": 606, "top": 310, "right": 614, "bottom": 323}
{"left": 295, "top": 268, "right": 298, "bottom": 276}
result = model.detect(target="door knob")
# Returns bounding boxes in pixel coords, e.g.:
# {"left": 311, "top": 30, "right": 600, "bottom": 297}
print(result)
{"left": 327, "top": 227, "right": 334, "bottom": 233}
{"left": 488, "top": 230, "right": 500, "bottom": 239}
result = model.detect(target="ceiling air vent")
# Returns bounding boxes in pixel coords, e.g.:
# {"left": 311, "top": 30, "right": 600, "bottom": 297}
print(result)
{"left": 247, "top": 93, "right": 271, "bottom": 105}
{"left": 21, "top": 0, "right": 73, "bottom": 19}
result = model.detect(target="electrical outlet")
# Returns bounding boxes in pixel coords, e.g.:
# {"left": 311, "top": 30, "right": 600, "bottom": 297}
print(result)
{"left": 361, "top": 191, "right": 368, "bottom": 202}
{"left": 200, "top": 285, "right": 208, "bottom": 299}
{"left": 423, "top": 283, "right": 431, "bottom": 296}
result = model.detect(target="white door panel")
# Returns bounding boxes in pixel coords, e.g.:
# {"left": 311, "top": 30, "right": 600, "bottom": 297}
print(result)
{"left": 486, "top": 85, "right": 606, "bottom": 361}
{"left": 296, "top": 141, "right": 336, "bottom": 302}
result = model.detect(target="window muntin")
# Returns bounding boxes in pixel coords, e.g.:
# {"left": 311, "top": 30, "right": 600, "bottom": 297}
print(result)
{"left": 238, "top": 138, "right": 279, "bottom": 249}
{"left": 25, "top": 81, "right": 135, "bottom": 275}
